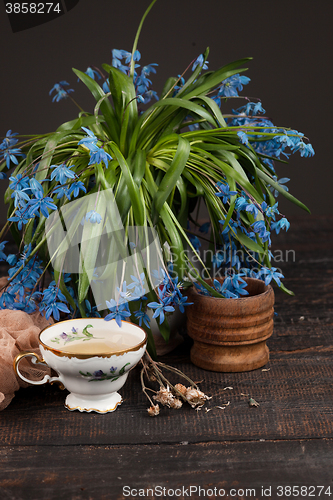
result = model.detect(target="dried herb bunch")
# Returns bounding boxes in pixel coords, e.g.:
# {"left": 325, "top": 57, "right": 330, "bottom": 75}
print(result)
{"left": 140, "top": 352, "right": 211, "bottom": 416}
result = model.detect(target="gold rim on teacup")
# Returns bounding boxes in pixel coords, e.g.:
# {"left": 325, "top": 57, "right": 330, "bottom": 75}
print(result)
{"left": 38, "top": 318, "right": 148, "bottom": 359}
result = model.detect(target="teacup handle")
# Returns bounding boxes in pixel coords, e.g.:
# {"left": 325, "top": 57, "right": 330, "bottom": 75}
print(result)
{"left": 14, "top": 351, "right": 65, "bottom": 389}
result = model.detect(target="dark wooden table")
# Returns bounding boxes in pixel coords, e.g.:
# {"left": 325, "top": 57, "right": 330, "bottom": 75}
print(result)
{"left": 1, "top": 216, "right": 332, "bottom": 500}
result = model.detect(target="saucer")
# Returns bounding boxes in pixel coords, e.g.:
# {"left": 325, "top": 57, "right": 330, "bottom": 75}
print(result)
{"left": 65, "top": 391, "right": 123, "bottom": 413}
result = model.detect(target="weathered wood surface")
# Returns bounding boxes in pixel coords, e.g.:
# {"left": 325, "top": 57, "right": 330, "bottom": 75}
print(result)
{"left": 0, "top": 216, "right": 332, "bottom": 499}
{"left": 1, "top": 351, "right": 332, "bottom": 446}
{"left": 0, "top": 440, "right": 332, "bottom": 500}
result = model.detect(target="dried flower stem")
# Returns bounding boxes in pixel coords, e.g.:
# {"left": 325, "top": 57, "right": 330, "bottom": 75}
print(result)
{"left": 140, "top": 353, "right": 211, "bottom": 412}
{"left": 140, "top": 364, "right": 156, "bottom": 407}
{"left": 156, "top": 361, "right": 199, "bottom": 389}
{"left": 143, "top": 352, "right": 198, "bottom": 388}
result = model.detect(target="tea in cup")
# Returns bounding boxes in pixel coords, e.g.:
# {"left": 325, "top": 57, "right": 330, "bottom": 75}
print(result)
{"left": 14, "top": 318, "right": 147, "bottom": 413}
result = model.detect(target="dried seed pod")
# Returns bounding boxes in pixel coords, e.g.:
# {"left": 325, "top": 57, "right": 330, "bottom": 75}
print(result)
{"left": 147, "top": 404, "right": 160, "bottom": 416}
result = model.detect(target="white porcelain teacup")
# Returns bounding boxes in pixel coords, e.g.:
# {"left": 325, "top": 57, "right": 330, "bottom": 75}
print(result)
{"left": 14, "top": 318, "right": 147, "bottom": 413}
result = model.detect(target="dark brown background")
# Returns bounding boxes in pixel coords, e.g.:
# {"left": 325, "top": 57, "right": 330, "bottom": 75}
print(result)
{"left": 0, "top": 0, "right": 332, "bottom": 221}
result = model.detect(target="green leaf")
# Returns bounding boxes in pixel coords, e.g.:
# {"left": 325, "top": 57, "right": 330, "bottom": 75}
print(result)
{"left": 182, "top": 58, "right": 252, "bottom": 99}
{"left": 34, "top": 134, "right": 60, "bottom": 182}
{"left": 177, "top": 48, "right": 210, "bottom": 97}
{"left": 279, "top": 282, "right": 295, "bottom": 296}
{"left": 181, "top": 170, "right": 204, "bottom": 196}
{"left": 236, "top": 228, "right": 266, "bottom": 254}
{"left": 256, "top": 169, "right": 310, "bottom": 213}
{"left": 56, "top": 114, "right": 105, "bottom": 132}
{"left": 110, "top": 144, "right": 145, "bottom": 226}
{"left": 129, "top": 0, "right": 158, "bottom": 77}
{"left": 54, "top": 269, "right": 77, "bottom": 312}
{"left": 192, "top": 95, "right": 227, "bottom": 127}
{"left": 103, "top": 65, "right": 138, "bottom": 155}
{"left": 152, "top": 137, "right": 190, "bottom": 222}
{"left": 150, "top": 97, "right": 217, "bottom": 127}
{"left": 161, "top": 77, "right": 179, "bottom": 98}
{"left": 78, "top": 194, "right": 107, "bottom": 303}
{"left": 73, "top": 68, "right": 119, "bottom": 142}
{"left": 189, "top": 274, "right": 224, "bottom": 298}
{"left": 192, "top": 147, "right": 264, "bottom": 204}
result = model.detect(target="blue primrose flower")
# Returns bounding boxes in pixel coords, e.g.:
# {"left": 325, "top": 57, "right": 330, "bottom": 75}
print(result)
{"left": 292, "top": 141, "right": 315, "bottom": 157}
{"left": 104, "top": 299, "right": 131, "bottom": 328}
{"left": 6, "top": 253, "right": 17, "bottom": 266}
{"left": 192, "top": 54, "right": 209, "bottom": 72}
{"left": 217, "top": 74, "right": 251, "bottom": 98}
{"left": 274, "top": 134, "right": 295, "bottom": 149}
{"left": 235, "top": 102, "right": 266, "bottom": 116}
{"left": 194, "top": 282, "right": 211, "bottom": 296}
{"left": 103, "top": 79, "right": 110, "bottom": 93}
{"left": 50, "top": 163, "right": 76, "bottom": 184}
{"left": 147, "top": 298, "right": 175, "bottom": 325}
{"left": 112, "top": 48, "right": 140, "bottom": 74}
{"left": 40, "top": 284, "right": 70, "bottom": 321}
{"left": 80, "top": 67, "right": 101, "bottom": 81}
{"left": 49, "top": 81, "right": 74, "bottom": 102}
{"left": 27, "top": 192, "right": 57, "bottom": 219}
{"left": 8, "top": 208, "right": 31, "bottom": 230}
{"left": 199, "top": 222, "right": 210, "bottom": 234}
{"left": 259, "top": 267, "right": 284, "bottom": 287}
{"left": 53, "top": 185, "right": 71, "bottom": 201}
{"left": 85, "top": 210, "right": 102, "bottom": 224}
{"left": 11, "top": 188, "right": 30, "bottom": 209}
{"left": 1, "top": 147, "right": 25, "bottom": 170}
{"left": 212, "top": 251, "right": 225, "bottom": 269}
{"left": 29, "top": 178, "right": 44, "bottom": 195}
{"left": 270, "top": 176, "right": 290, "bottom": 198}
{"left": 212, "top": 279, "right": 237, "bottom": 298}
{"left": 0, "top": 130, "right": 19, "bottom": 149}
{"left": 235, "top": 196, "right": 248, "bottom": 212}
{"left": 84, "top": 299, "right": 101, "bottom": 318}
{"left": 88, "top": 147, "right": 112, "bottom": 168}
{"left": 78, "top": 127, "right": 98, "bottom": 149}
{"left": 237, "top": 131, "right": 249, "bottom": 145}
{"left": 215, "top": 181, "right": 237, "bottom": 204}
{"left": 127, "top": 274, "right": 146, "bottom": 299}
{"left": 245, "top": 202, "right": 259, "bottom": 218}
{"left": 9, "top": 174, "right": 29, "bottom": 192}
{"left": 134, "top": 303, "right": 151, "bottom": 329}
{"left": 138, "top": 90, "right": 159, "bottom": 104}
{"left": 263, "top": 202, "right": 279, "bottom": 220}
{"left": 68, "top": 181, "right": 86, "bottom": 198}
{"left": 271, "top": 217, "right": 290, "bottom": 234}
{"left": 173, "top": 294, "right": 193, "bottom": 313}
{"left": 188, "top": 234, "right": 201, "bottom": 252}
{"left": 0, "top": 241, "right": 7, "bottom": 261}
{"left": 116, "top": 281, "right": 132, "bottom": 305}
{"left": 251, "top": 220, "right": 270, "bottom": 243}
{"left": 141, "top": 63, "right": 158, "bottom": 76}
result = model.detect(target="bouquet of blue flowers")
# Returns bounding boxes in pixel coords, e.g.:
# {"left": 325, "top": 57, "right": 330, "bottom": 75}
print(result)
{"left": 0, "top": 0, "right": 314, "bottom": 356}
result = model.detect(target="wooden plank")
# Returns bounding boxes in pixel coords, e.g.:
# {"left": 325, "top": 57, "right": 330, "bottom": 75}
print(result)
{"left": 1, "top": 352, "right": 332, "bottom": 446}
{"left": 0, "top": 439, "right": 332, "bottom": 500}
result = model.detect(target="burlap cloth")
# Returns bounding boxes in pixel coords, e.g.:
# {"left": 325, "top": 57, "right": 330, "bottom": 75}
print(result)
{"left": 0, "top": 277, "right": 53, "bottom": 411}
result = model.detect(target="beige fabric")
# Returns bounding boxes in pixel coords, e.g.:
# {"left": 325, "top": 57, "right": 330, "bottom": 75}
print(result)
{"left": 0, "top": 308, "right": 53, "bottom": 411}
